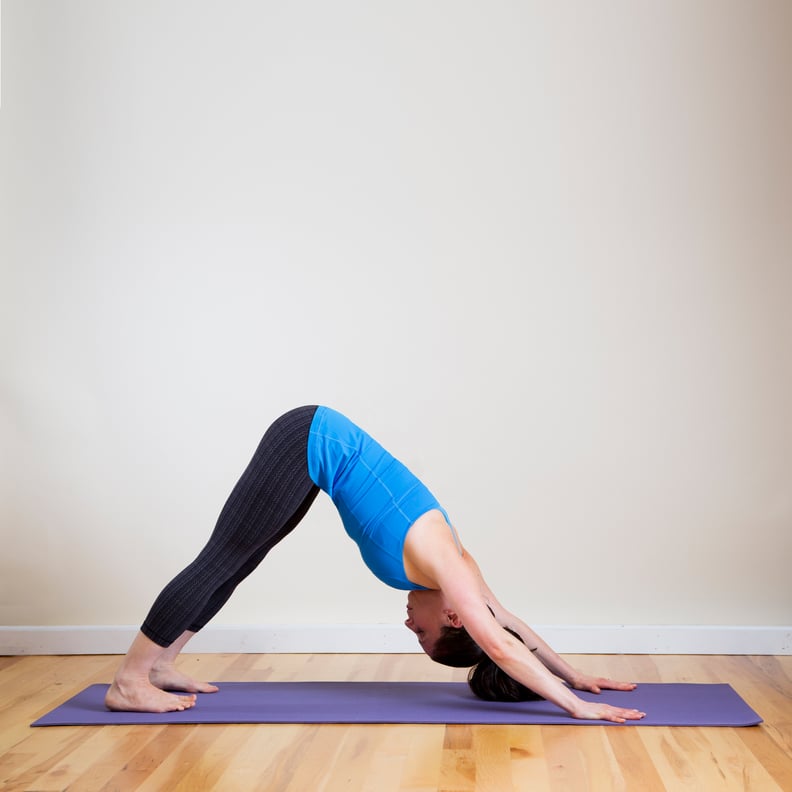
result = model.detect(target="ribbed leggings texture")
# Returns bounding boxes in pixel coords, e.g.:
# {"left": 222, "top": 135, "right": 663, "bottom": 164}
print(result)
{"left": 141, "top": 406, "right": 319, "bottom": 647}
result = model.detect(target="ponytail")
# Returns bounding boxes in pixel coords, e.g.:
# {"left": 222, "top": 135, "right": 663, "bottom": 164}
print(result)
{"left": 467, "top": 628, "right": 544, "bottom": 702}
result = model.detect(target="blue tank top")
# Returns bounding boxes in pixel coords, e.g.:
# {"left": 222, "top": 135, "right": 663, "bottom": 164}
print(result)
{"left": 306, "top": 406, "right": 452, "bottom": 590}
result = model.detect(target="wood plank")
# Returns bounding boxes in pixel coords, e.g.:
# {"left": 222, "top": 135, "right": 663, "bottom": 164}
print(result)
{"left": 606, "top": 726, "right": 666, "bottom": 791}
{"left": 506, "top": 726, "right": 553, "bottom": 792}
{"left": 470, "top": 725, "right": 520, "bottom": 792}
{"left": 400, "top": 725, "right": 445, "bottom": 791}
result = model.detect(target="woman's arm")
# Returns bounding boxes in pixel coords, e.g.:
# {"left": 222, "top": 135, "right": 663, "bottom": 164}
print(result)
{"left": 404, "top": 517, "right": 643, "bottom": 722}
{"left": 464, "top": 553, "right": 637, "bottom": 695}
{"left": 441, "top": 560, "right": 643, "bottom": 722}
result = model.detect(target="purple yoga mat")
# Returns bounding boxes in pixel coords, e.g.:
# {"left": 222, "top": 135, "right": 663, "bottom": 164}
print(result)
{"left": 31, "top": 682, "right": 761, "bottom": 727}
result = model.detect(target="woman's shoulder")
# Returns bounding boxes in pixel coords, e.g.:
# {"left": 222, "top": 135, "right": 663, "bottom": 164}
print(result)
{"left": 405, "top": 509, "right": 466, "bottom": 566}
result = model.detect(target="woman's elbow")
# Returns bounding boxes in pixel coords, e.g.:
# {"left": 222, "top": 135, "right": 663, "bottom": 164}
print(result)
{"left": 480, "top": 634, "right": 513, "bottom": 665}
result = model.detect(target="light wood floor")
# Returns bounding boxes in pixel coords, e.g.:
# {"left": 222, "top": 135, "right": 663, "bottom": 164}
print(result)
{"left": 1, "top": 652, "right": 790, "bottom": 791}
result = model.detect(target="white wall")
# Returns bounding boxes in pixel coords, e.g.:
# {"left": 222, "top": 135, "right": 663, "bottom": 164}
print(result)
{"left": 2, "top": 1, "right": 791, "bottom": 649}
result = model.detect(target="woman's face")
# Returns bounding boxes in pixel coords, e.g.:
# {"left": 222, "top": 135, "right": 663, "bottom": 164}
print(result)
{"left": 404, "top": 589, "right": 457, "bottom": 654}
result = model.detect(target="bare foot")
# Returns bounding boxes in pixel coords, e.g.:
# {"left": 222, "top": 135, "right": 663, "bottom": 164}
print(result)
{"left": 105, "top": 676, "right": 197, "bottom": 713}
{"left": 149, "top": 663, "right": 219, "bottom": 694}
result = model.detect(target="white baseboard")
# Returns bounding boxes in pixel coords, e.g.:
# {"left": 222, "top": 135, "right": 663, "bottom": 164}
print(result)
{"left": 1, "top": 624, "right": 790, "bottom": 656}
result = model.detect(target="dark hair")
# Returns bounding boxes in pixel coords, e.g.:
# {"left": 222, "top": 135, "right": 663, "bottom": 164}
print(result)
{"left": 430, "top": 625, "right": 485, "bottom": 668}
{"left": 468, "top": 626, "right": 544, "bottom": 702}
{"left": 430, "top": 625, "right": 543, "bottom": 702}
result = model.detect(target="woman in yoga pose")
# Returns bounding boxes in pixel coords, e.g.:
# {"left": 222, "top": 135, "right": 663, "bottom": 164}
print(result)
{"left": 106, "top": 406, "right": 645, "bottom": 723}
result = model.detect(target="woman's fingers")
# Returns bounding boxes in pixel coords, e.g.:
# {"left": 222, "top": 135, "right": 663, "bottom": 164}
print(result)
{"left": 596, "top": 677, "right": 638, "bottom": 692}
{"left": 598, "top": 705, "right": 646, "bottom": 723}
{"left": 573, "top": 702, "right": 646, "bottom": 722}
{"left": 615, "top": 706, "right": 645, "bottom": 721}
{"left": 573, "top": 675, "right": 637, "bottom": 693}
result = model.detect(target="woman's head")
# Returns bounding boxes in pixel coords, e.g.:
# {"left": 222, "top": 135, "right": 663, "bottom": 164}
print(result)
{"left": 404, "top": 591, "right": 542, "bottom": 702}
{"left": 404, "top": 589, "right": 464, "bottom": 653}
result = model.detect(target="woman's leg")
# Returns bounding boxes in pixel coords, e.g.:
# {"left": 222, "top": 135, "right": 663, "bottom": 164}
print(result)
{"left": 185, "top": 483, "right": 319, "bottom": 633}
{"left": 147, "top": 484, "right": 319, "bottom": 694}
{"left": 144, "top": 487, "right": 319, "bottom": 693}
{"left": 106, "top": 406, "right": 319, "bottom": 712}
{"left": 139, "top": 406, "right": 319, "bottom": 648}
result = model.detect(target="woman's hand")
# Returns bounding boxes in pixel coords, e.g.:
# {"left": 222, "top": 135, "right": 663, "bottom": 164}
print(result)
{"left": 568, "top": 674, "right": 644, "bottom": 722}
{"left": 570, "top": 674, "right": 637, "bottom": 694}
{"left": 571, "top": 700, "right": 646, "bottom": 723}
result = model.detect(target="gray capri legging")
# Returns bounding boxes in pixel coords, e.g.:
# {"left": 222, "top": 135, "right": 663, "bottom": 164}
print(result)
{"left": 141, "top": 405, "right": 320, "bottom": 647}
